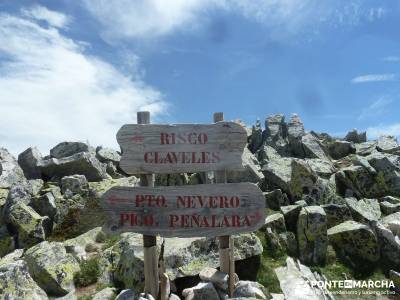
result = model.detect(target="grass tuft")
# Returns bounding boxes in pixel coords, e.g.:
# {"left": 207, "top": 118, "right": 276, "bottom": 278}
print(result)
{"left": 74, "top": 257, "right": 101, "bottom": 287}
{"left": 255, "top": 230, "right": 287, "bottom": 293}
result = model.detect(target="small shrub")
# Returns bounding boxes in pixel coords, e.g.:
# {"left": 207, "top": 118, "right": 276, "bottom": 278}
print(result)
{"left": 255, "top": 231, "right": 286, "bottom": 293}
{"left": 74, "top": 257, "right": 101, "bottom": 287}
{"left": 101, "top": 234, "right": 121, "bottom": 250}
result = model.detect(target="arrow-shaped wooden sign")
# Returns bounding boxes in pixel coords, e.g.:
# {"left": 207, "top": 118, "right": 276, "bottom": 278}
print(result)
{"left": 101, "top": 182, "right": 265, "bottom": 237}
{"left": 117, "top": 122, "right": 247, "bottom": 174}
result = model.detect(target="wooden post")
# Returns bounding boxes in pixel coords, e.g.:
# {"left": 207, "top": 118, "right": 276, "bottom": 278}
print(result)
{"left": 138, "top": 111, "right": 159, "bottom": 299}
{"left": 213, "top": 112, "right": 235, "bottom": 297}
{"left": 160, "top": 273, "right": 170, "bottom": 300}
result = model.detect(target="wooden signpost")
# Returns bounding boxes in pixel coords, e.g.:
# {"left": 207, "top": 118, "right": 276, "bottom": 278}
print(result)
{"left": 101, "top": 111, "right": 265, "bottom": 299}
{"left": 101, "top": 183, "right": 265, "bottom": 237}
{"left": 137, "top": 111, "right": 159, "bottom": 298}
{"left": 117, "top": 122, "right": 247, "bottom": 174}
{"left": 212, "top": 112, "right": 235, "bottom": 297}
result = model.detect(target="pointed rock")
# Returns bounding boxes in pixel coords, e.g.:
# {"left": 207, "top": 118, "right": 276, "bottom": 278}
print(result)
{"left": 0, "top": 148, "right": 27, "bottom": 188}
{"left": 287, "top": 114, "right": 305, "bottom": 157}
{"left": 249, "top": 119, "right": 263, "bottom": 153}
{"left": 344, "top": 129, "right": 367, "bottom": 143}
{"left": 275, "top": 257, "right": 334, "bottom": 300}
{"left": 265, "top": 114, "right": 287, "bottom": 141}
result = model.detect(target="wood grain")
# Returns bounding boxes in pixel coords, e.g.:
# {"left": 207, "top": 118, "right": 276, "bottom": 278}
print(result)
{"left": 136, "top": 111, "right": 159, "bottom": 299}
{"left": 101, "top": 183, "right": 265, "bottom": 237}
{"left": 117, "top": 122, "right": 247, "bottom": 174}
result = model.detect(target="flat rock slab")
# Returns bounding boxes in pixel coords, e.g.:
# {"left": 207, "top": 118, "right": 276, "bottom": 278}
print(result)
{"left": 50, "top": 142, "right": 92, "bottom": 158}
{"left": 327, "top": 220, "right": 380, "bottom": 263}
{"left": 345, "top": 197, "right": 381, "bottom": 223}
{"left": 39, "top": 152, "right": 108, "bottom": 181}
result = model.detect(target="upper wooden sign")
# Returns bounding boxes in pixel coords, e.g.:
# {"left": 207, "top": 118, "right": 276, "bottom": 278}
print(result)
{"left": 117, "top": 122, "right": 247, "bottom": 174}
{"left": 101, "top": 183, "right": 265, "bottom": 237}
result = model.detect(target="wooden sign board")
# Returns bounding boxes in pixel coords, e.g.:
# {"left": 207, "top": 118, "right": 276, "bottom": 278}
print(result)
{"left": 117, "top": 122, "right": 247, "bottom": 174}
{"left": 101, "top": 183, "right": 265, "bottom": 237}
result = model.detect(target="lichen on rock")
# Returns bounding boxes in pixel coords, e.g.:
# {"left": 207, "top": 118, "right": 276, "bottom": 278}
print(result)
{"left": 24, "top": 241, "right": 80, "bottom": 296}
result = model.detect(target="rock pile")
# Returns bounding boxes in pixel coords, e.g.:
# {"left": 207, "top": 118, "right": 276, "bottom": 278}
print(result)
{"left": 251, "top": 114, "right": 400, "bottom": 298}
{"left": 0, "top": 113, "right": 400, "bottom": 299}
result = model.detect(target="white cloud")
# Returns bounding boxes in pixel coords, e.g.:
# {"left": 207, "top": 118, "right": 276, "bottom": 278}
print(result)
{"left": 81, "top": 0, "right": 218, "bottom": 41}
{"left": 351, "top": 73, "right": 397, "bottom": 83}
{"left": 367, "top": 123, "right": 400, "bottom": 139}
{"left": 21, "top": 5, "right": 70, "bottom": 28}
{"left": 0, "top": 7, "right": 167, "bottom": 155}
{"left": 358, "top": 96, "right": 392, "bottom": 120}
{"left": 82, "top": 0, "right": 387, "bottom": 41}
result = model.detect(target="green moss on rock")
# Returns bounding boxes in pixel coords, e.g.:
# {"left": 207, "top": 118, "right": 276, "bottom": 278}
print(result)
{"left": 24, "top": 241, "right": 80, "bottom": 297}
{"left": 8, "top": 203, "right": 51, "bottom": 248}
{"left": 0, "top": 259, "right": 48, "bottom": 299}
{"left": 0, "top": 226, "right": 15, "bottom": 258}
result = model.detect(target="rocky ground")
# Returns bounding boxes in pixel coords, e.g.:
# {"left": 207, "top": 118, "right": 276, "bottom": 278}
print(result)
{"left": 0, "top": 114, "right": 399, "bottom": 300}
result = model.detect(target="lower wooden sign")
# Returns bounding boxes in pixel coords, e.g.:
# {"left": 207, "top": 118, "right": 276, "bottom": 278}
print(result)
{"left": 101, "top": 183, "right": 265, "bottom": 237}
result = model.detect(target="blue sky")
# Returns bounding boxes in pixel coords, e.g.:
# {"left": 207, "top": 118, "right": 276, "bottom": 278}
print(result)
{"left": 0, "top": 0, "right": 400, "bottom": 155}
